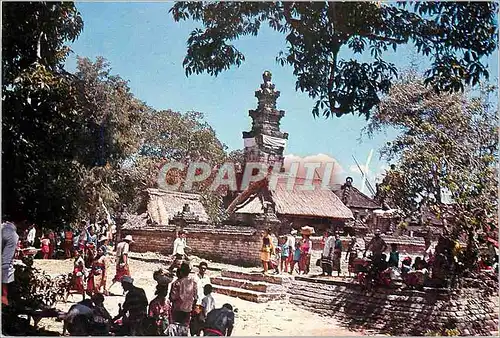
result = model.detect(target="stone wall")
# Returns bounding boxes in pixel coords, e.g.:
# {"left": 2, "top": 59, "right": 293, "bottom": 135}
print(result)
{"left": 122, "top": 226, "right": 262, "bottom": 266}
{"left": 289, "top": 277, "right": 499, "bottom": 336}
{"left": 308, "top": 236, "right": 426, "bottom": 255}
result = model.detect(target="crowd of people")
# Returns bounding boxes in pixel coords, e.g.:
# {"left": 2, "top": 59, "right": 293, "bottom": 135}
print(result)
{"left": 62, "top": 232, "right": 235, "bottom": 336}
{"left": 14, "top": 219, "right": 116, "bottom": 261}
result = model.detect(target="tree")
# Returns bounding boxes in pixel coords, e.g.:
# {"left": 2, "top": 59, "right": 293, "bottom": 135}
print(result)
{"left": 138, "top": 110, "right": 226, "bottom": 222}
{"left": 170, "top": 2, "right": 498, "bottom": 119}
{"left": 2, "top": 2, "right": 84, "bottom": 226}
{"left": 71, "top": 57, "right": 148, "bottom": 221}
{"left": 367, "top": 73, "right": 498, "bottom": 272}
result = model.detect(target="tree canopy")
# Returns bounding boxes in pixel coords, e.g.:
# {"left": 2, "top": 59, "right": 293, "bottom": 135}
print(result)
{"left": 170, "top": 2, "right": 498, "bottom": 119}
{"left": 368, "top": 73, "right": 498, "bottom": 268}
{"left": 2, "top": 2, "right": 84, "bottom": 226}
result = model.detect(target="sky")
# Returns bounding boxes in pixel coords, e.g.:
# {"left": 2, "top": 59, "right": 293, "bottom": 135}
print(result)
{"left": 65, "top": 2, "right": 499, "bottom": 196}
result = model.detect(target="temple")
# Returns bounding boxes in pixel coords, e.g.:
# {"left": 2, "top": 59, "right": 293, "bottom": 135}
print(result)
{"left": 242, "top": 70, "right": 288, "bottom": 171}
{"left": 227, "top": 71, "right": 354, "bottom": 233}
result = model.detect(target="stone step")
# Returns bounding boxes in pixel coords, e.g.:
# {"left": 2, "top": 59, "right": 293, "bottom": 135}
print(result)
{"left": 220, "top": 270, "right": 293, "bottom": 285}
{"left": 212, "top": 285, "right": 284, "bottom": 303}
{"left": 211, "top": 276, "right": 284, "bottom": 293}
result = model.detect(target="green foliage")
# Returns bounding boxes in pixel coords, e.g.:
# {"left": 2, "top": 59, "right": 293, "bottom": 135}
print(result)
{"left": 170, "top": 2, "right": 497, "bottom": 119}
{"left": 368, "top": 74, "right": 498, "bottom": 269}
{"left": 2, "top": 2, "right": 84, "bottom": 226}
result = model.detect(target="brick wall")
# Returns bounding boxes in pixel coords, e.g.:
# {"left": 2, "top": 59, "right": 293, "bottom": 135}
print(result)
{"left": 290, "top": 277, "right": 498, "bottom": 335}
{"left": 122, "top": 226, "right": 262, "bottom": 267}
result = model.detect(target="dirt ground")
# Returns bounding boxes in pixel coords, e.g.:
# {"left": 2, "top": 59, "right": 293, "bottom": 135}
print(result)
{"left": 33, "top": 257, "right": 364, "bottom": 336}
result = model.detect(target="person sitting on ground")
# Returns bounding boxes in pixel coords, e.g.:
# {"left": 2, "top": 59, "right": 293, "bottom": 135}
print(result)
{"left": 62, "top": 298, "right": 95, "bottom": 336}
{"left": 401, "top": 257, "right": 412, "bottom": 274}
{"left": 91, "top": 293, "right": 112, "bottom": 335}
{"left": 113, "top": 276, "right": 148, "bottom": 336}
{"left": 363, "top": 229, "right": 388, "bottom": 272}
{"left": 203, "top": 303, "right": 235, "bottom": 336}
{"left": 149, "top": 284, "right": 172, "bottom": 335}
{"left": 387, "top": 243, "right": 400, "bottom": 268}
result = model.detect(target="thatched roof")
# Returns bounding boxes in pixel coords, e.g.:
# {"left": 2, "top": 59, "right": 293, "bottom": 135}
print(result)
{"left": 228, "top": 176, "right": 353, "bottom": 220}
{"left": 145, "top": 188, "right": 209, "bottom": 225}
{"left": 332, "top": 177, "right": 381, "bottom": 210}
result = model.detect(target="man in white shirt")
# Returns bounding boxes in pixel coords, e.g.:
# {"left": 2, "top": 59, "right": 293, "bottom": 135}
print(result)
{"left": 172, "top": 231, "right": 188, "bottom": 257}
{"left": 194, "top": 262, "right": 211, "bottom": 305}
{"left": 286, "top": 229, "right": 297, "bottom": 275}
{"left": 26, "top": 224, "right": 36, "bottom": 246}
{"left": 321, "top": 230, "right": 335, "bottom": 276}
{"left": 2, "top": 220, "right": 20, "bottom": 305}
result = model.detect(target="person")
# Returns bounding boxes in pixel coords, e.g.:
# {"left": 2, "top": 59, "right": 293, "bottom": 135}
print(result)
{"left": 87, "top": 227, "right": 97, "bottom": 246}
{"left": 299, "top": 234, "right": 312, "bottom": 275}
{"left": 166, "top": 310, "right": 190, "bottom": 336}
{"left": 346, "top": 237, "right": 360, "bottom": 276}
{"left": 201, "top": 284, "right": 216, "bottom": 317}
{"left": 66, "top": 249, "right": 86, "bottom": 302}
{"left": 279, "top": 236, "right": 290, "bottom": 273}
{"left": 2, "top": 219, "right": 20, "bottom": 305}
{"left": 62, "top": 298, "right": 95, "bottom": 335}
{"left": 203, "top": 303, "right": 235, "bottom": 336}
{"left": 332, "top": 234, "right": 343, "bottom": 276}
{"left": 363, "top": 229, "right": 388, "bottom": 271}
{"left": 40, "top": 232, "right": 51, "bottom": 259}
{"left": 87, "top": 247, "right": 108, "bottom": 296}
{"left": 171, "top": 231, "right": 189, "bottom": 270}
{"left": 149, "top": 284, "right": 172, "bottom": 335}
{"left": 91, "top": 293, "right": 113, "bottom": 335}
{"left": 72, "top": 230, "right": 80, "bottom": 254}
{"left": 260, "top": 229, "right": 275, "bottom": 274}
{"left": 64, "top": 227, "right": 74, "bottom": 259}
{"left": 98, "top": 235, "right": 108, "bottom": 256}
{"left": 191, "top": 284, "right": 215, "bottom": 336}
{"left": 110, "top": 235, "right": 134, "bottom": 290}
{"left": 388, "top": 243, "right": 400, "bottom": 267}
{"left": 48, "top": 230, "right": 56, "bottom": 259}
{"left": 113, "top": 276, "right": 148, "bottom": 335}
{"left": 26, "top": 223, "right": 36, "bottom": 247}
{"left": 170, "top": 262, "right": 198, "bottom": 326}
{"left": 194, "top": 261, "right": 210, "bottom": 306}
{"left": 285, "top": 229, "right": 297, "bottom": 275}
{"left": 292, "top": 238, "right": 302, "bottom": 274}
{"left": 321, "top": 230, "right": 335, "bottom": 276}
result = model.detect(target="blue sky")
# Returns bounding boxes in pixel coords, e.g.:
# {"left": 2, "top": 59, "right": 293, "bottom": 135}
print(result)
{"left": 65, "top": 2, "right": 499, "bottom": 195}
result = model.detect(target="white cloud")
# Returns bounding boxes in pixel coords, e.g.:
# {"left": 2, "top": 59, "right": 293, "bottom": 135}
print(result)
{"left": 284, "top": 153, "right": 345, "bottom": 184}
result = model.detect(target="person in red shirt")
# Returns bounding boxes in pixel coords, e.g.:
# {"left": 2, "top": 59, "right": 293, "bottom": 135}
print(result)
{"left": 48, "top": 230, "right": 55, "bottom": 259}
{"left": 64, "top": 227, "right": 74, "bottom": 258}
{"left": 40, "top": 233, "right": 51, "bottom": 259}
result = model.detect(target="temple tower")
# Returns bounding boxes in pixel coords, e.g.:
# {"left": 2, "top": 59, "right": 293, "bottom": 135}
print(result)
{"left": 242, "top": 71, "right": 288, "bottom": 171}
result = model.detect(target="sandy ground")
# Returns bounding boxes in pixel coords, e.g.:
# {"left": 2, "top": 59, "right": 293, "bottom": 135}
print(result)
{"left": 33, "top": 257, "right": 363, "bottom": 336}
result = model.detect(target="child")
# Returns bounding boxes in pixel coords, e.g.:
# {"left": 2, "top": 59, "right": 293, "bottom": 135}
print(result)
{"left": 388, "top": 243, "right": 399, "bottom": 268}
{"left": 291, "top": 239, "right": 302, "bottom": 274}
{"left": 191, "top": 284, "right": 215, "bottom": 336}
{"left": 201, "top": 284, "right": 215, "bottom": 317}
{"left": 280, "top": 236, "right": 290, "bottom": 273}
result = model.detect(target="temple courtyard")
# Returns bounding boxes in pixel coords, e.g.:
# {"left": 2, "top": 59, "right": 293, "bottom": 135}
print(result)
{"left": 32, "top": 256, "right": 365, "bottom": 336}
